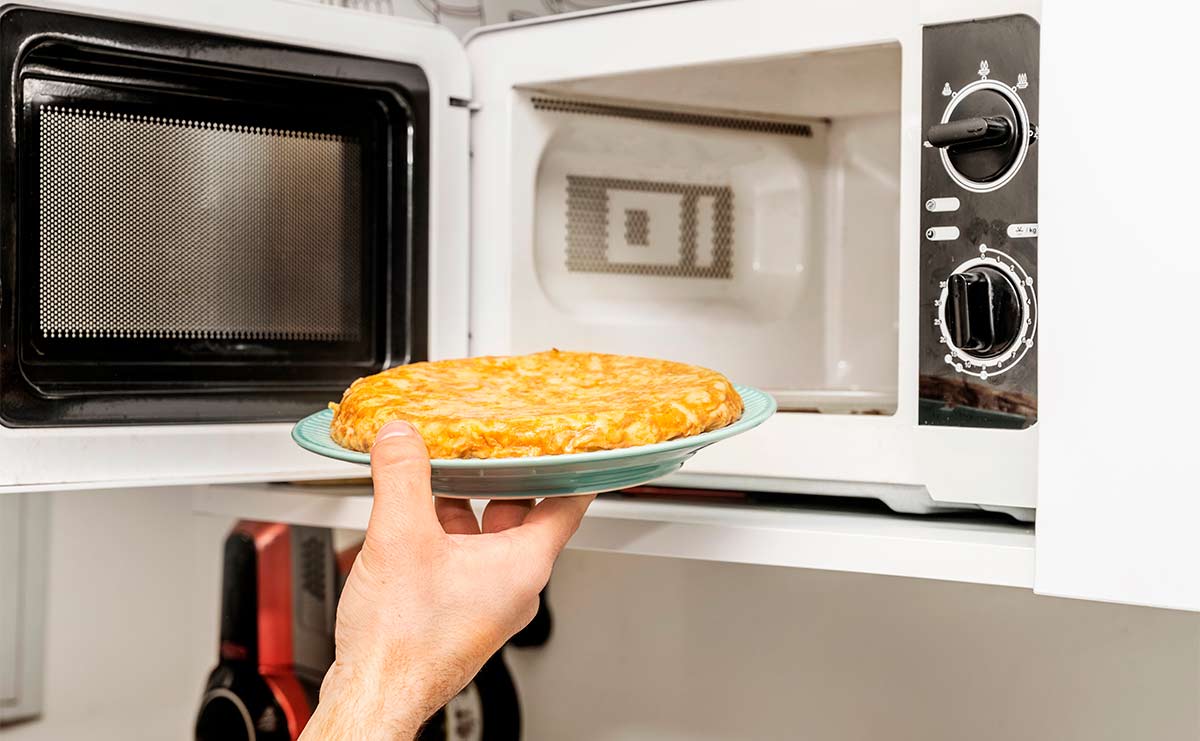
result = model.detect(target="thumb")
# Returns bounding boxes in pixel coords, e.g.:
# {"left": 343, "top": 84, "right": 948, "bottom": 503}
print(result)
{"left": 366, "top": 421, "right": 438, "bottom": 542}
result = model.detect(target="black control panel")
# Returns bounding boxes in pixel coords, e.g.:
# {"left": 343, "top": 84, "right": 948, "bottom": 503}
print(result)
{"left": 919, "top": 15, "right": 1039, "bottom": 429}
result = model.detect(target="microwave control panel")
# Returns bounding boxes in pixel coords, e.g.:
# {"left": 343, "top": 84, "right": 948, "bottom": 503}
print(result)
{"left": 919, "top": 15, "right": 1039, "bottom": 429}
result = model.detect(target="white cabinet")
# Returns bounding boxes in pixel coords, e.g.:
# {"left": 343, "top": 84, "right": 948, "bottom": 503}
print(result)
{"left": 1035, "top": 0, "right": 1200, "bottom": 611}
{"left": 0, "top": 497, "right": 19, "bottom": 709}
{"left": 0, "top": 494, "right": 48, "bottom": 725}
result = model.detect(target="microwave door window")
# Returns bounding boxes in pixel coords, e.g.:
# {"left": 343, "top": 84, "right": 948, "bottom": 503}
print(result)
{"left": 0, "top": 8, "right": 432, "bottom": 426}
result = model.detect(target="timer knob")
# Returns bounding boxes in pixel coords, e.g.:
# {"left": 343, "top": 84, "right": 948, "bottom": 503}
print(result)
{"left": 928, "top": 81, "right": 1033, "bottom": 192}
{"left": 944, "top": 265, "right": 1022, "bottom": 359}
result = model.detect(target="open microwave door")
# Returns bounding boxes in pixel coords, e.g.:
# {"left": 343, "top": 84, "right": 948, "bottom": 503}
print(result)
{"left": 0, "top": 1, "right": 470, "bottom": 491}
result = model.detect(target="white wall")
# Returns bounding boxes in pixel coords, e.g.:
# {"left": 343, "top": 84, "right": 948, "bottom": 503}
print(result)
{"left": 4, "top": 489, "right": 1200, "bottom": 740}
{"left": 1, "top": 488, "right": 231, "bottom": 741}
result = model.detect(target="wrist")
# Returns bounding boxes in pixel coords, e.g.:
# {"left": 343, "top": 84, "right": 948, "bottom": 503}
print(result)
{"left": 304, "top": 661, "right": 428, "bottom": 741}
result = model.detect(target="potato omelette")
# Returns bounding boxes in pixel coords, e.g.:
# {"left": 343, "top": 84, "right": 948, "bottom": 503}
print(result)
{"left": 328, "top": 350, "right": 743, "bottom": 458}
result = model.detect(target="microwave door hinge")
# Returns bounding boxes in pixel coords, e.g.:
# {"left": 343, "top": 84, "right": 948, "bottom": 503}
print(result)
{"left": 449, "top": 97, "right": 481, "bottom": 112}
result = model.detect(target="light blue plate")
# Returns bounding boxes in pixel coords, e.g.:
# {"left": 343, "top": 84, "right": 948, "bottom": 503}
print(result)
{"left": 292, "top": 384, "right": 776, "bottom": 498}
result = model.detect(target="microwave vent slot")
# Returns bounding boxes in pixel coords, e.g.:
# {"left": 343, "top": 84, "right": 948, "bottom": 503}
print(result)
{"left": 564, "top": 175, "right": 734, "bottom": 279}
{"left": 531, "top": 95, "right": 815, "bottom": 137}
{"left": 36, "top": 105, "right": 363, "bottom": 342}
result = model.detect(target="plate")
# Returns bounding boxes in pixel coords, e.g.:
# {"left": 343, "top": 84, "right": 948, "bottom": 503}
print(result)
{"left": 291, "top": 384, "right": 776, "bottom": 498}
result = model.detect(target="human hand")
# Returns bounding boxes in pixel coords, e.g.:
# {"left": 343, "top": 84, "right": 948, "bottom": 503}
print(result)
{"left": 300, "top": 421, "right": 594, "bottom": 740}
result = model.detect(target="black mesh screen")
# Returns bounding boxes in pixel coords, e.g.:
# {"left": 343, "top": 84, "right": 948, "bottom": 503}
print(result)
{"left": 37, "top": 105, "right": 364, "bottom": 341}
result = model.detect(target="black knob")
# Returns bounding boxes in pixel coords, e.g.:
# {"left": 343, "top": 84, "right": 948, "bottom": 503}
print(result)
{"left": 945, "top": 266, "right": 1022, "bottom": 358}
{"left": 927, "top": 88, "right": 1025, "bottom": 184}
{"left": 927, "top": 115, "right": 1012, "bottom": 150}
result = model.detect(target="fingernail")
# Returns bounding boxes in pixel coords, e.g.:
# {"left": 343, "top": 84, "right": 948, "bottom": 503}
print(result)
{"left": 376, "top": 421, "right": 415, "bottom": 443}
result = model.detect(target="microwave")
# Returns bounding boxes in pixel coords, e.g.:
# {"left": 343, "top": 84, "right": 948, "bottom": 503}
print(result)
{"left": 0, "top": 0, "right": 1038, "bottom": 514}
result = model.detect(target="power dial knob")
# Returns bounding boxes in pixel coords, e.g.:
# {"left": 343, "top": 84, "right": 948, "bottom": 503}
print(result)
{"left": 944, "top": 266, "right": 1021, "bottom": 358}
{"left": 927, "top": 79, "right": 1034, "bottom": 192}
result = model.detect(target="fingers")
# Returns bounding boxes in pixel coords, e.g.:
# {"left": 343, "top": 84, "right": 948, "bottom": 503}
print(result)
{"left": 435, "top": 497, "right": 481, "bottom": 535}
{"left": 482, "top": 499, "right": 534, "bottom": 534}
{"left": 366, "top": 421, "right": 438, "bottom": 540}
{"left": 510, "top": 494, "right": 595, "bottom": 563}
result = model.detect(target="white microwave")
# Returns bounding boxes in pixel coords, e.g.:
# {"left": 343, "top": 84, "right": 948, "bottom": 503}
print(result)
{"left": 2, "top": 0, "right": 1198, "bottom": 608}
{"left": 0, "top": 0, "right": 1036, "bottom": 517}
{"left": 469, "top": 5, "right": 1042, "bottom": 520}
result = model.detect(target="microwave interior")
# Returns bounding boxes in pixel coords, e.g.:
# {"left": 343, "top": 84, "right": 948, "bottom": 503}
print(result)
{"left": 520, "top": 43, "right": 901, "bottom": 414}
{"left": 0, "top": 8, "right": 429, "bottom": 426}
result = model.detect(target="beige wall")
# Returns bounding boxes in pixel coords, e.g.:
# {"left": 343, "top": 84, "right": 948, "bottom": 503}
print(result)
{"left": 512, "top": 551, "right": 1200, "bottom": 740}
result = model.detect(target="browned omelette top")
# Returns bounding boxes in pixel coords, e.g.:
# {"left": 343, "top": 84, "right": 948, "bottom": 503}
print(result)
{"left": 328, "top": 350, "right": 743, "bottom": 458}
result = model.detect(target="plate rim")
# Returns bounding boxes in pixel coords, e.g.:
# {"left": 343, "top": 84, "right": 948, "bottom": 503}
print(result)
{"left": 292, "top": 383, "right": 776, "bottom": 468}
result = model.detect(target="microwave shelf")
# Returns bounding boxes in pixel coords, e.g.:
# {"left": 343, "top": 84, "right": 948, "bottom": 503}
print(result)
{"left": 192, "top": 483, "right": 1034, "bottom": 589}
{"left": 767, "top": 389, "right": 896, "bottom": 415}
